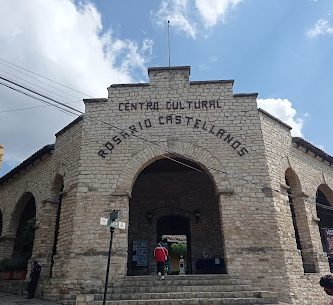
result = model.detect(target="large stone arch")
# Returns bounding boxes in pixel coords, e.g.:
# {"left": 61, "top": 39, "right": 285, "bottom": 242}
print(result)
{"left": 115, "top": 142, "right": 232, "bottom": 196}
{"left": 8, "top": 192, "right": 37, "bottom": 265}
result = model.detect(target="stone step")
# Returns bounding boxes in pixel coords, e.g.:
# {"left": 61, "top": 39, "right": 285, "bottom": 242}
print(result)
{"left": 109, "top": 284, "right": 255, "bottom": 294}
{"left": 96, "top": 291, "right": 276, "bottom": 301}
{"left": 82, "top": 297, "right": 278, "bottom": 305}
{"left": 112, "top": 277, "right": 252, "bottom": 287}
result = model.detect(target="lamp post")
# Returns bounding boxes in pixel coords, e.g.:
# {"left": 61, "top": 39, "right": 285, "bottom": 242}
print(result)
{"left": 103, "top": 225, "right": 115, "bottom": 305}
{"left": 102, "top": 210, "right": 119, "bottom": 305}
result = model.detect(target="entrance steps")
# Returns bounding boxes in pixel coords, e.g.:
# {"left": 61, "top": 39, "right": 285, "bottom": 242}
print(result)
{"left": 76, "top": 275, "right": 279, "bottom": 305}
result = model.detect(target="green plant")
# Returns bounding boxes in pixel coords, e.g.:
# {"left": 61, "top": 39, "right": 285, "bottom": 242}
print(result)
{"left": 170, "top": 243, "right": 187, "bottom": 257}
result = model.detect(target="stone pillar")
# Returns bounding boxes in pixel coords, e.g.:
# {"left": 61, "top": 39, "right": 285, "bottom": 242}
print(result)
{"left": 109, "top": 193, "right": 130, "bottom": 281}
{"left": 304, "top": 196, "right": 331, "bottom": 273}
{"left": 31, "top": 199, "right": 59, "bottom": 279}
{"left": 289, "top": 191, "right": 319, "bottom": 273}
{"left": 217, "top": 189, "right": 237, "bottom": 275}
{"left": 0, "top": 233, "right": 16, "bottom": 259}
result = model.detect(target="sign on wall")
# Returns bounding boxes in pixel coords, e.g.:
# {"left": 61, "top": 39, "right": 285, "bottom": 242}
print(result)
{"left": 132, "top": 240, "right": 149, "bottom": 267}
{"left": 326, "top": 228, "right": 333, "bottom": 255}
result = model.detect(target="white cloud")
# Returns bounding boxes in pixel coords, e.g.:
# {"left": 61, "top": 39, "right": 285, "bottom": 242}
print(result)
{"left": 195, "top": 0, "right": 242, "bottom": 28}
{"left": 257, "top": 98, "right": 306, "bottom": 137}
{"left": 153, "top": 0, "right": 197, "bottom": 38}
{"left": 307, "top": 19, "right": 333, "bottom": 38}
{"left": 153, "top": 0, "right": 242, "bottom": 38}
{"left": 0, "top": 0, "right": 152, "bottom": 171}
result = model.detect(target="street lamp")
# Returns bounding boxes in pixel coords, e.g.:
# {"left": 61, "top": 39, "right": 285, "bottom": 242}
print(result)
{"left": 103, "top": 209, "right": 119, "bottom": 305}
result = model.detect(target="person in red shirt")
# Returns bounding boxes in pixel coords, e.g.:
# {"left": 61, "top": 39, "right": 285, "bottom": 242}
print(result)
{"left": 320, "top": 275, "right": 333, "bottom": 305}
{"left": 154, "top": 239, "right": 169, "bottom": 280}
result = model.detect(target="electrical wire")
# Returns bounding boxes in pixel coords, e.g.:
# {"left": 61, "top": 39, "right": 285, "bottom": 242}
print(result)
{"left": 0, "top": 60, "right": 81, "bottom": 100}
{"left": 0, "top": 58, "right": 90, "bottom": 97}
{"left": 0, "top": 69, "right": 81, "bottom": 103}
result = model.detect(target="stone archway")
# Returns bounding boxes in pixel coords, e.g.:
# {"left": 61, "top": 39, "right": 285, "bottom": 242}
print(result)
{"left": 316, "top": 184, "right": 333, "bottom": 271}
{"left": 11, "top": 193, "right": 36, "bottom": 269}
{"left": 285, "top": 168, "right": 317, "bottom": 273}
{"left": 127, "top": 156, "right": 226, "bottom": 276}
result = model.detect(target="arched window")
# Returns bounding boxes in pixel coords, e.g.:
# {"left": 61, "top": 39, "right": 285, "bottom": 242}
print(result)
{"left": 285, "top": 169, "right": 317, "bottom": 273}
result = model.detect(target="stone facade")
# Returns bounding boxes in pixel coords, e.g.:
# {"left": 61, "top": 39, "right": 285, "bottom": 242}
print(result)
{"left": 0, "top": 66, "right": 332, "bottom": 305}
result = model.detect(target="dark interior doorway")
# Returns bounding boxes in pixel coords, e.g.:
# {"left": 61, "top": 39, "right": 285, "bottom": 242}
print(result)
{"left": 157, "top": 215, "right": 192, "bottom": 274}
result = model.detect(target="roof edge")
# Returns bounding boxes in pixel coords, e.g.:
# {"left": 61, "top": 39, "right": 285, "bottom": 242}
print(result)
{"left": 148, "top": 66, "right": 191, "bottom": 74}
{"left": 55, "top": 116, "right": 83, "bottom": 137}
{"left": 292, "top": 137, "right": 333, "bottom": 165}
{"left": 258, "top": 108, "right": 292, "bottom": 130}
{"left": 109, "top": 83, "right": 149, "bottom": 88}
{"left": 234, "top": 93, "right": 258, "bottom": 98}
{"left": 0, "top": 144, "right": 54, "bottom": 185}
{"left": 190, "top": 80, "right": 234, "bottom": 85}
{"left": 83, "top": 98, "right": 107, "bottom": 103}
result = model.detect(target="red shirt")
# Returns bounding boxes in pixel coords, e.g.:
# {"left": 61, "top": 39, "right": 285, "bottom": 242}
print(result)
{"left": 154, "top": 244, "right": 168, "bottom": 262}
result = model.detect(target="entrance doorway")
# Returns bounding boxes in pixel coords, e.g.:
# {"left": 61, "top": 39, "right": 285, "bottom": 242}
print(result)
{"left": 157, "top": 215, "right": 192, "bottom": 274}
{"left": 127, "top": 156, "right": 226, "bottom": 276}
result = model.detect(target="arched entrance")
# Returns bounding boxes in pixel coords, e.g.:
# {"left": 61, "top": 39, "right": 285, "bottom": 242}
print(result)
{"left": 127, "top": 156, "right": 226, "bottom": 276}
{"left": 316, "top": 185, "right": 333, "bottom": 271}
{"left": 12, "top": 193, "right": 36, "bottom": 270}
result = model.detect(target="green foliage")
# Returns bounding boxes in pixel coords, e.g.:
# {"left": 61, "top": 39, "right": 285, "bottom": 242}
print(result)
{"left": 0, "top": 257, "right": 28, "bottom": 272}
{"left": 170, "top": 243, "right": 187, "bottom": 257}
{"left": 14, "top": 216, "right": 36, "bottom": 259}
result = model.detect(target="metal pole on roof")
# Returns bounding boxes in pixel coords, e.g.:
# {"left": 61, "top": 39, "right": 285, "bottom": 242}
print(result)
{"left": 168, "top": 20, "right": 171, "bottom": 67}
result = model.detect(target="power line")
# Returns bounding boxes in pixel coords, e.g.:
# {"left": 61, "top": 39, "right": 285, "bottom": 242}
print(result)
{"left": 0, "top": 76, "right": 83, "bottom": 116}
{"left": 0, "top": 58, "right": 91, "bottom": 98}
{"left": 0, "top": 81, "right": 79, "bottom": 117}
{"left": 0, "top": 69, "right": 81, "bottom": 103}
{"left": 0, "top": 60, "right": 81, "bottom": 100}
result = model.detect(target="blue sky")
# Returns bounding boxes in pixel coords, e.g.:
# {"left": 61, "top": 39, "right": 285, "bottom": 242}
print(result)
{"left": 0, "top": 0, "right": 332, "bottom": 176}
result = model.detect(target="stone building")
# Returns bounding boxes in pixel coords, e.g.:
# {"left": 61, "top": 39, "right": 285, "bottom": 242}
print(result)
{"left": 0, "top": 66, "right": 333, "bottom": 305}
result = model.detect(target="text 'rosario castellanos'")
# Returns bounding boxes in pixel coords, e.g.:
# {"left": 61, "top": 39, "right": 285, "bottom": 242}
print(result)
{"left": 98, "top": 114, "right": 249, "bottom": 159}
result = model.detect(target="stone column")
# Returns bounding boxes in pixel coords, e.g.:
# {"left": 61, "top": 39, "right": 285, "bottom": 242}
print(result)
{"left": 217, "top": 189, "right": 237, "bottom": 275}
{"left": 0, "top": 233, "right": 16, "bottom": 259}
{"left": 109, "top": 193, "right": 130, "bottom": 281}
{"left": 31, "top": 199, "right": 59, "bottom": 279}
{"left": 304, "top": 195, "right": 331, "bottom": 273}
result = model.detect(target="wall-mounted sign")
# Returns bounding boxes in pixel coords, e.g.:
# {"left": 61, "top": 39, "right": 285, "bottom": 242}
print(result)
{"left": 132, "top": 240, "right": 149, "bottom": 267}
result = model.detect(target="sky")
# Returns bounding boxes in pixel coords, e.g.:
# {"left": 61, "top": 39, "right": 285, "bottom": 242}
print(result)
{"left": 0, "top": 0, "right": 332, "bottom": 176}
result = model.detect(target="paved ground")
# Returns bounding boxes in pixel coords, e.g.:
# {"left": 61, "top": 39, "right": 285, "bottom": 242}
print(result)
{"left": 0, "top": 292, "right": 61, "bottom": 305}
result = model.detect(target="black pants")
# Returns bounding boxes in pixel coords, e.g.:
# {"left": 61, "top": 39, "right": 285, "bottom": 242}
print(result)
{"left": 27, "top": 277, "right": 39, "bottom": 298}
{"left": 157, "top": 262, "right": 166, "bottom": 276}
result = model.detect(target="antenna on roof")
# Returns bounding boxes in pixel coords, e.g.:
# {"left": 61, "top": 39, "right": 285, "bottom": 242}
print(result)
{"left": 168, "top": 20, "right": 171, "bottom": 67}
